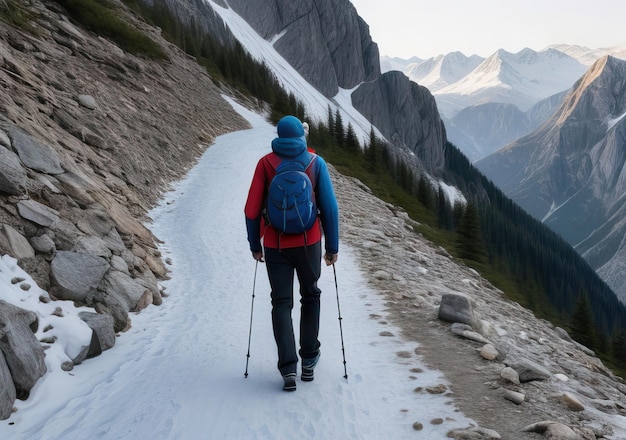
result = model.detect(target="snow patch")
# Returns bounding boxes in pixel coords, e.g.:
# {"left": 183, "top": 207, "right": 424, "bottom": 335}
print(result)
{"left": 607, "top": 111, "right": 626, "bottom": 130}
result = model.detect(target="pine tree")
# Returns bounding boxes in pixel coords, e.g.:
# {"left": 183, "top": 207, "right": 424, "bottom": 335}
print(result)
{"left": 570, "top": 292, "right": 595, "bottom": 349}
{"left": 456, "top": 203, "right": 486, "bottom": 262}
{"left": 334, "top": 109, "right": 344, "bottom": 147}
{"left": 345, "top": 122, "right": 359, "bottom": 153}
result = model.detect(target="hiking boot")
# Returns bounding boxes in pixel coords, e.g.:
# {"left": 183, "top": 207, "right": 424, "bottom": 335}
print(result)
{"left": 282, "top": 373, "right": 297, "bottom": 391}
{"left": 301, "top": 352, "right": 320, "bottom": 382}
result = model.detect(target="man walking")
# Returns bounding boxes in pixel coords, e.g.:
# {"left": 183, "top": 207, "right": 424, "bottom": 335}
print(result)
{"left": 245, "top": 115, "right": 339, "bottom": 391}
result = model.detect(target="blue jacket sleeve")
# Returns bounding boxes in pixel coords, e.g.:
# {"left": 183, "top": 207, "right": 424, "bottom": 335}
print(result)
{"left": 314, "top": 157, "right": 339, "bottom": 254}
{"left": 245, "top": 217, "right": 262, "bottom": 253}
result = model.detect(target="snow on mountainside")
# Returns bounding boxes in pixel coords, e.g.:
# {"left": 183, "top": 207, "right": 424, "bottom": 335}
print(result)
{"left": 381, "top": 44, "right": 626, "bottom": 162}
{"left": 434, "top": 48, "right": 587, "bottom": 116}
{"left": 547, "top": 43, "right": 626, "bottom": 66}
{"left": 404, "top": 52, "right": 483, "bottom": 92}
{"left": 381, "top": 44, "right": 626, "bottom": 118}
{"left": 380, "top": 55, "right": 422, "bottom": 73}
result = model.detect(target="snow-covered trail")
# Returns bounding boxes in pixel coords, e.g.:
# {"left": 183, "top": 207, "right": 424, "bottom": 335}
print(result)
{"left": 2, "top": 99, "right": 471, "bottom": 439}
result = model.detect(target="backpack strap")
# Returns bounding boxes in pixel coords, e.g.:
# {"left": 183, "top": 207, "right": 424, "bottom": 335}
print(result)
{"left": 267, "top": 152, "right": 317, "bottom": 187}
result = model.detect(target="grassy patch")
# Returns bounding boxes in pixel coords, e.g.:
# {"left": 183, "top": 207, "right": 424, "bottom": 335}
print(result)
{"left": 0, "top": 0, "right": 37, "bottom": 30}
{"left": 53, "top": 0, "right": 168, "bottom": 59}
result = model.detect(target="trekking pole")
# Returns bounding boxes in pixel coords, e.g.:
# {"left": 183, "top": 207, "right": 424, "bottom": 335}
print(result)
{"left": 244, "top": 261, "right": 258, "bottom": 378}
{"left": 332, "top": 263, "right": 348, "bottom": 380}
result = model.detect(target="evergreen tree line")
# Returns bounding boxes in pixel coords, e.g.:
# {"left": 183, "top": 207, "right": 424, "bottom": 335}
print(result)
{"left": 123, "top": 1, "right": 626, "bottom": 369}
{"left": 311, "top": 112, "right": 626, "bottom": 367}
{"left": 443, "top": 142, "right": 626, "bottom": 361}
{"left": 122, "top": 0, "right": 304, "bottom": 122}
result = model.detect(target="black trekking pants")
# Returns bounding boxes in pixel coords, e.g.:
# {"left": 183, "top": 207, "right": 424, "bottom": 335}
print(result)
{"left": 264, "top": 242, "right": 322, "bottom": 376}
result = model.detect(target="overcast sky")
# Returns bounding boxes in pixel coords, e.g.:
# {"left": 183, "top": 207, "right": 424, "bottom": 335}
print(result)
{"left": 350, "top": 0, "right": 626, "bottom": 59}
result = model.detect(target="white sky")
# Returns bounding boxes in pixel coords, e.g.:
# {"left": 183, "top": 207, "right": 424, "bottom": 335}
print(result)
{"left": 350, "top": 0, "right": 626, "bottom": 58}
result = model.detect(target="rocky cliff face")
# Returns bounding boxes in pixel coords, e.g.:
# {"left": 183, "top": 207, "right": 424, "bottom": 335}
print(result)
{"left": 351, "top": 71, "right": 447, "bottom": 174}
{"left": 0, "top": 0, "right": 247, "bottom": 417}
{"left": 476, "top": 56, "right": 626, "bottom": 301}
{"left": 222, "top": 0, "right": 447, "bottom": 177}
{"left": 225, "top": 0, "right": 380, "bottom": 97}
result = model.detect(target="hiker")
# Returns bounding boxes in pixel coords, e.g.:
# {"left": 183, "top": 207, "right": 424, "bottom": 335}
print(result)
{"left": 244, "top": 115, "right": 339, "bottom": 391}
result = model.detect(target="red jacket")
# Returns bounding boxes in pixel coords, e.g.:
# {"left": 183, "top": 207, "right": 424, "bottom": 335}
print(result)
{"left": 245, "top": 153, "right": 321, "bottom": 250}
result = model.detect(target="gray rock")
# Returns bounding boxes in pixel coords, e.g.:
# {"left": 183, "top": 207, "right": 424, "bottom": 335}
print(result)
{"left": 102, "top": 228, "right": 126, "bottom": 255}
{"left": 451, "top": 323, "right": 491, "bottom": 344}
{"left": 507, "top": 358, "right": 552, "bottom": 382}
{"left": 0, "top": 301, "right": 47, "bottom": 400}
{"left": 79, "top": 312, "right": 116, "bottom": 358}
{"left": 50, "top": 251, "right": 110, "bottom": 303}
{"left": 94, "top": 298, "right": 130, "bottom": 333}
{"left": 438, "top": 292, "right": 475, "bottom": 326}
{"left": 352, "top": 71, "right": 447, "bottom": 175}
{"left": 500, "top": 366, "right": 520, "bottom": 385}
{"left": 480, "top": 343, "right": 499, "bottom": 360}
{"left": 29, "top": 234, "right": 56, "bottom": 254}
{"left": 100, "top": 270, "right": 150, "bottom": 311}
{"left": 226, "top": 0, "right": 379, "bottom": 97}
{"left": 0, "top": 351, "right": 16, "bottom": 420}
{"left": 1, "top": 224, "right": 35, "bottom": 259}
{"left": 73, "top": 235, "right": 113, "bottom": 259}
{"left": 0, "top": 129, "right": 10, "bottom": 148}
{"left": 521, "top": 421, "right": 581, "bottom": 440}
{"left": 8, "top": 127, "right": 63, "bottom": 175}
{"left": 73, "top": 206, "right": 116, "bottom": 238}
{"left": 0, "top": 146, "right": 27, "bottom": 195}
{"left": 47, "top": 218, "right": 83, "bottom": 251}
{"left": 110, "top": 254, "right": 130, "bottom": 274}
{"left": 448, "top": 426, "right": 502, "bottom": 439}
{"left": 503, "top": 389, "right": 525, "bottom": 405}
{"left": 17, "top": 199, "right": 61, "bottom": 227}
{"left": 78, "top": 94, "right": 97, "bottom": 110}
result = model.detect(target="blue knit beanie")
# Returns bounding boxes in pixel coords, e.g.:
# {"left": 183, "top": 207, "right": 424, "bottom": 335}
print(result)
{"left": 277, "top": 115, "right": 304, "bottom": 138}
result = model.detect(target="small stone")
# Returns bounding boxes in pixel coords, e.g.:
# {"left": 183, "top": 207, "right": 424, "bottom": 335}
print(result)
{"left": 503, "top": 389, "right": 525, "bottom": 405}
{"left": 426, "top": 384, "right": 448, "bottom": 394}
{"left": 61, "top": 361, "right": 74, "bottom": 371}
{"left": 412, "top": 422, "right": 423, "bottom": 431}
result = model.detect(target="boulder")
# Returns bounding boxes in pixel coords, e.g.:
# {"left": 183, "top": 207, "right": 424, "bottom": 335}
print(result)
{"left": 0, "top": 351, "right": 16, "bottom": 420}
{"left": 438, "top": 292, "right": 475, "bottom": 326}
{"left": 100, "top": 270, "right": 150, "bottom": 311}
{"left": 0, "top": 224, "right": 35, "bottom": 259}
{"left": 50, "top": 251, "right": 110, "bottom": 303}
{"left": 8, "top": 126, "right": 63, "bottom": 175}
{"left": 506, "top": 358, "right": 551, "bottom": 382}
{"left": 79, "top": 312, "right": 116, "bottom": 358}
{"left": 0, "top": 145, "right": 27, "bottom": 195}
{"left": 0, "top": 301, "right": 47, "bottom": 400}
{"left": 16, "top": 199, "right": 61, "bottom": 227}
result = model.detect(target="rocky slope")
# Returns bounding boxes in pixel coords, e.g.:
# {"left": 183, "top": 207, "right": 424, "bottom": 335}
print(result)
{"left": 0, "top": 0, "right": 247, "bottom": 417}
{"left": 334, "top": 167, "right": 626, "bottom": 439}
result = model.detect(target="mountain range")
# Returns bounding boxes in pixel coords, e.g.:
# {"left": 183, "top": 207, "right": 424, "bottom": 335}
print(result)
{"left": 382, "top": 44, "right": 626, "bottom": 302}
{"left": 382, "top": 45, "right": 626, "bottom": 161}
{"left": 476, "top": 55, "right": 626, "bottom": 303}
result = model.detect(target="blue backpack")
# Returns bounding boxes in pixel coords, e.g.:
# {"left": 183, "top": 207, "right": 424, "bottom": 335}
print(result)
{"left": 266, "top": 154, "right": 317, "bottom": 234}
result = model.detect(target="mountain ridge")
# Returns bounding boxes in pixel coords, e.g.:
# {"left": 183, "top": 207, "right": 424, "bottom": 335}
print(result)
{"left": 476, "top": 55, "right": 626, "bottom": 302}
